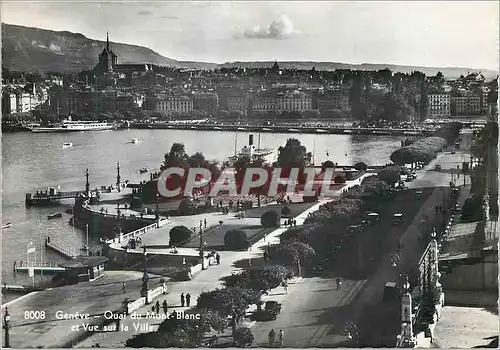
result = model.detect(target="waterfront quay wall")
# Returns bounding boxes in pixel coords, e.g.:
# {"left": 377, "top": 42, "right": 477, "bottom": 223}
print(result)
{"left": 130, "top": 122, "right": 433, "bottom": 136}
{"left": 73, "top": 202, "right": 154, "bottom": 240}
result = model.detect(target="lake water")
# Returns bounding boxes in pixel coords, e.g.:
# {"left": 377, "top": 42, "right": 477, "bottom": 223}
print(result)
{"left": 1, "top": 129, "right": 404, "bottom": 285}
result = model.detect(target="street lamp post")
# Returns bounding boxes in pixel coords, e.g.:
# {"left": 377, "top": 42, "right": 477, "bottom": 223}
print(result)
{"left": 155, "top": 193, "right": 159, "bottom": 227}
{"left": 3, "top": 308, "right": 10, "bottom": 348}
{"left": 116, "top": 162, "right": 121, "bottom": 193}
{"left": 141, "top": 245, "right": 149, "bottom": 303}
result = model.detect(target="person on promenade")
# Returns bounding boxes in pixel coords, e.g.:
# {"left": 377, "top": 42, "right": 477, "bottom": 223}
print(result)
{"left": 216, "top": 253, "right": 220, "bottom": 265}
{"left": 181, "top": 293, "right": 185, "bottom": 307}
{"left": 155, "top": 300, "right": 160, "bottom": 314}
{"left": 122, "top": 282, "right": 126, "bottom": 294}
{"left": 204, "top": 218, "right": 207, "bottom": 228}
{"left": 268, "top": 329, "right": 276, "bottom": 347}
{"left": 336, "top": 277, "right": 342, "bottom": 290}
{"left": 200, "top": 220, "right": 203, "bottom": 230}
{"left": 282, "top": 280, "right": 288, "bottom": 294}
{"left": 162, "top": 300, "right": 168, "bottom": 314}
{"left": 151, "top": 305, "right": 156, "bottom": 314}
{"left": 186, "top": 293, "right": 191, "bottom": 307}
{"left": 278, "top": 329, "right": 285, "bottom": 347}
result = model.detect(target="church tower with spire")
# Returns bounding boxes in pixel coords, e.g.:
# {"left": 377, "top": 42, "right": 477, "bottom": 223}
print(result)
{"left": 94, "top": 31, "right": 118, "bottom": 77}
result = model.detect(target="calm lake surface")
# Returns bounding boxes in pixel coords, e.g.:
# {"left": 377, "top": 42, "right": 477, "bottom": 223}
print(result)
{"left": 1, "top": 129, "right": 404, "bottom": 285}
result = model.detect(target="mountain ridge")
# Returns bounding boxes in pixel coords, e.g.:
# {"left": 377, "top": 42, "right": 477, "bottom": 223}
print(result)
{"left": 2, "top": 23, "right": 497, "bottom": 79}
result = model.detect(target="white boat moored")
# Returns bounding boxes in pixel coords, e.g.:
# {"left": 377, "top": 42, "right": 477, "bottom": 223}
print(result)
{"left": 132, "top": 138, "right": 140, "bottom": 144}
{"left": 62, "top": 142, "right": 73, "bottom": 149}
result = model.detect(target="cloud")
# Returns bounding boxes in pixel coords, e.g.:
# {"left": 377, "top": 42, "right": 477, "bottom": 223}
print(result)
{"left": 160, "top": 15, "right": 179, "bottom": 20}
{"left": 137, "top": 10, "right": 153, "bottom": 16}
{"left": 236, "top": 15, "right": 299, "bottom": 40}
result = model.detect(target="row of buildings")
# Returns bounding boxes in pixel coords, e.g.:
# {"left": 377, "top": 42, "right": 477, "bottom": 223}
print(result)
{"left": 427, "top": 91, "right": 489, "bottom": 118}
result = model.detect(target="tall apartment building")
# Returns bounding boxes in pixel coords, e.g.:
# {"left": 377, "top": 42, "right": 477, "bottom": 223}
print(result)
{"left": 193, "top": 92, "right": 219, "bottom": 115}
{"left": 427, "top": 94, "right": 451, "bottom": 118}
{"left": 451, "top": 96, "right": 481, "bottom": 116}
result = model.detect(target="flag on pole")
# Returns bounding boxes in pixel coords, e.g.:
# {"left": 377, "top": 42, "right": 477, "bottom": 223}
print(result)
{"left": 28, "top": 267, "right": 34, "bottom": 278}
{"left": 27, "top": 246, "right": 35, "bottom": 254}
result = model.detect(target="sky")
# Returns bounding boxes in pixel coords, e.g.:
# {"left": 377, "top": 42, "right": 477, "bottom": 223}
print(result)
{"left": 1, "top": 1, "right": 499, "bottom": 70}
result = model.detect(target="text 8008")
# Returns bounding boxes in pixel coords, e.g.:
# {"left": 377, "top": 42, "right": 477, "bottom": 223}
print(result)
{"left": 24, "top": 311, "right": 46, "bottom": 319}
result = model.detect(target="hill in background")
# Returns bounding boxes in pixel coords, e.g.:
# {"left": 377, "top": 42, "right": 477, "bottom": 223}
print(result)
{"left": 2, "top": 23, "right": 497, "bottom": 79}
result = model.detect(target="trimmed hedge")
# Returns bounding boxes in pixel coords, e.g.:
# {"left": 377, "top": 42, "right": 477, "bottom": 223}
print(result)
{"left": 169, "top": 225, "right": 193, "bottom": 246}
{"left": 224, "top": 229, "right": 249, "bottom": 250}
{"left": 260, "top": 210, "right": 281, "bottom": 227}
{"left": 390, "top": 122, "right": 462, "bottom": 165}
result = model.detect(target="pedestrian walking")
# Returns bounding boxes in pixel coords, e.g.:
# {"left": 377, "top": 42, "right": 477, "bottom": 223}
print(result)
{"left": 336, "top": 277, "right": 342, "bottom": 290}
{"left": 122, "top": 282, "right": 126, "bottom": 294}
{"left": 181, "top": 293, "right": 185, "bottom": 307}
{"left": 151, "top": 305, "right": 156, "bottom": 313}
{"left": 162, "top": 300, "right": 168, "bottom": 314}
{"left": 155, "top": 300, "right": 160, "bottom": 314}
{"left": 268, "top": 329, "right": 276, "bottom": 347}
{"left": 216, "top": 253, "right": 220, "bottom": 265}
{"left": 200, "top": 220, "right": 203, "bottom": 230}
{"left": 186, "top": 293, "right": 191, "bottom": 307}
{"left": 204, "top": 218, "right": 207, "bottom": 228}
{"left": 282, "top": 280, "right": 288, "bottom": 294}
{"left": 279, "top": 329, "right": 284, "bottom": 347}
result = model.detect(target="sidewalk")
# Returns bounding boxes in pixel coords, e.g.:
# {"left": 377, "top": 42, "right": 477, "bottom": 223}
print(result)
{"left": 76, "top": 198, "right": 336, "bottom": 347}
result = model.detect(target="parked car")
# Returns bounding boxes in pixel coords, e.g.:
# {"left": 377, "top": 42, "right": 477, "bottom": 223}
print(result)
{"left": 392, "top": 213, "right": 403, "bottom": 225}
{"left": 415, "top": 190, "right": 423, "bottom": 200}
{"left": 252, "top": 301, "right": 282, "bottom": 321}
{"left": 365, "top": 212, "right": 380, "bottom": 224}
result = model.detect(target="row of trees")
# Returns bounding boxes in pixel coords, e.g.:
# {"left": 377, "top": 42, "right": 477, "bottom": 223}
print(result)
{"left": 390, "top": 122, "right": 462, "bottom": 166}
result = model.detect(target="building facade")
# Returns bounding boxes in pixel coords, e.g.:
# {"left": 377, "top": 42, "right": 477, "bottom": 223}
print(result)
{"left": 451, "top": 96, "right": 481, "bottom": 116}
{"left": 252, "top": 93, "right": 278, "bottom": 112}
{"left": 427, "top": 94, "right": 451, "bottom": 118}
{"left": 276, "top": 91, "right": 312, "bottom": 112}
{"left": 193, "top": 93, "right": 219, "bottom": 115}
{"left": 228, "top": 93, "right": 249, "bottom": 115}
{"left": 148, "top": 95, "right": 194, "bottom": 113}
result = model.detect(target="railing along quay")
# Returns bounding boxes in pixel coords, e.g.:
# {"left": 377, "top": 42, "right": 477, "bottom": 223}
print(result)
{"left": 45, "top": 236, "right": 77, "bottom": 258}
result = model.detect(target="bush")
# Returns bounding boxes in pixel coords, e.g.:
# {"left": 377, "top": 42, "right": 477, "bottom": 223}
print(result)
{"left": 260, "top": 210, "right": 281, "bottom": 227}
{"left": 169, "top": 226, "right": 193, "bottom": 246}
{"left": 178, "top": 199, "right": 196, "bottom": 216}
{"left": 334, "top": 175, "right": 346, "bottom": 184}
{"left": 354, "top": 162, "right": 368, "bottom": 171}
{"left": 233, "top": 327, "right": 254, "bottom": 347}
{"left": 281, "top": 206, "right": 291, "bottom": 218}
{"left": 224, "top": 229, "right": 249, "bottom": 250}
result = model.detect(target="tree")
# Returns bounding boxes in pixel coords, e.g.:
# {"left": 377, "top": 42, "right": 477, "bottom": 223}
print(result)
{"left": 321, "top": 160, "right": 336, "bottom": 173}
{"left": 223, "top": 265, "right": 293, "bottom": 294}
{"left": 170, "top": 226, "right": 193, "bottom": 246}
{"left": 270, "top": 240, "right": 315, "bottom": 275}
{"left": 378, "top": 166, "right": 401, "bottom": 187}
{"left": 354, "top": 162, "right": 368, "bottom": 172}
{"left": 260, "top": 210, "right": 281, "bottom": 228}
{"left": 224, "top": 229, "right": 249, "bottom": 250}
{"left": 165, "top": 143, "right": 188, "bottom": 167}
{"left": 277, "top": 138, "right": 311, "bottom": 182}
{"left": 197, "top": 287, "right": 261, "bottom": 319}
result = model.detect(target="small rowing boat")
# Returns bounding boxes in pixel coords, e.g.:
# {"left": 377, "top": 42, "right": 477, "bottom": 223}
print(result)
{"left": 47, "top": 213, "right": 63, "bottom": 220}
{"left": 2, "top": 223, "right": 12, "bottom": 229}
